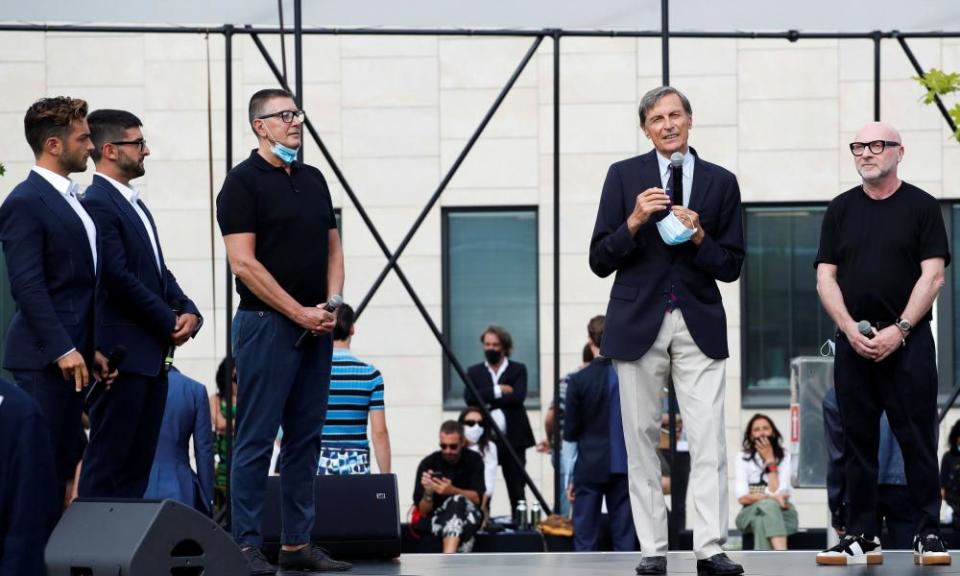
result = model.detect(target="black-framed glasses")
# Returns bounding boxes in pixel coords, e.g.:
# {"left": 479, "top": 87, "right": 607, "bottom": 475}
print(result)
{"left": 849, "top": 140, "right": 900, "bottom": 156}
{"left": 463, "top": 420, "right": 483, "bottom": 427}
{"left": 257, "top": 109, "right": 305, "bottom": 123}
{"left": 110, "top": 138, "right": 147, "bottom": 152}
{"left": 439, "top": 442, "right": 460, "bottom": 450}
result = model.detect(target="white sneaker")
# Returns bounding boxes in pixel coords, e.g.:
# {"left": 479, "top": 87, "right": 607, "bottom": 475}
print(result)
{"left": 913, "top": 534, "right": 951, "bottom": 566}
{"left": 816, "top": 534, "right": 883, "bottom": 566}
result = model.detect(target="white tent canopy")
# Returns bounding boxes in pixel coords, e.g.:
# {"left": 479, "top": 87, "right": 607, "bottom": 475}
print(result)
{"left": 4, "top": 0, "right": 960, "bottom": 33}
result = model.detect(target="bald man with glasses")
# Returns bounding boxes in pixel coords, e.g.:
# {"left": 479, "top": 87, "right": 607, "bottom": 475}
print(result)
{"left": 815, "top": 122, "right": 951, "bottom": 566}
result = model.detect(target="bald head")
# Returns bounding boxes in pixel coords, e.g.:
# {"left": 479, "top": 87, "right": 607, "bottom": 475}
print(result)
{"left": 854, "top": 121, "right": 902, "bottom": 145}
{"left": 850, "top": 121, "right": 904, "bottom": 187}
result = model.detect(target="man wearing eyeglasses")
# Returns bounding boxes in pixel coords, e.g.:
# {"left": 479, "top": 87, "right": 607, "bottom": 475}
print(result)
{"left": 76, "top": 109, "right": 202, "bottom": 500}
{"left": 217, "top": 89, "right": 348, "bottom": 574}
{"left": 815, "top": 122, "right": 951, "bottom": 566}
{"left": 413, "top": 420, "right": 486, "bottom": 553}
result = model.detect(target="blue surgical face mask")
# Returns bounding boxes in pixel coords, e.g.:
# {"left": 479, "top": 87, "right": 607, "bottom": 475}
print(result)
{"left": 656, "top": 211, "right": 695, "bottom": 245}
{"left": 271, "top": 141, "right": 298, "bottom": 165}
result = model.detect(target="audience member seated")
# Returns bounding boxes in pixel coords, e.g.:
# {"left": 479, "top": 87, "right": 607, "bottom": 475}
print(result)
{"left": 459, "top": 407, "right": 498, "bottom": 522}
{"left": 144, "top": 367, "right": 215, "bottom": 514}
{"left": 464, "top": 325, "right": 535, "bottom": 512}
{"left": 735, "top": 414, "right": 798, "bottom": 550}
{"left": 563, "top": 315, "right": 636, "bottom": 551}
{"left": 413, "top": 420, "right": 485, "bottom": 553}
{"left": 941, "top": 420, "right": 960, "bottom": 527}
{"left": 319, "top": 303, "right": 390, "bottom": 475}
{"left": 210, "top": 358, "right": 238, "bottom": 514}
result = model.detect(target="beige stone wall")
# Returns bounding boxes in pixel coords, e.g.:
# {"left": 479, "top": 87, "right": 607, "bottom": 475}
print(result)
{"left": 2, "top": 30, "right": 959, "bottom": 528}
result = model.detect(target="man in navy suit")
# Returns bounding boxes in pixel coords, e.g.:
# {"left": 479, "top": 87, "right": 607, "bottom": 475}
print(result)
{"left": 0, "top": 377, "right": 58, "bottom": 575}
{"left": 0, "top": 97, "right": 114, "bottom": 511}
{"left": 590, "top": 86, "right": 744, "bottom": 576}
{"left": 564, "top": 315, "right": 636, "bottom": 552}
{"left": 78, "top": 109, "right": 201, "bottom": 499}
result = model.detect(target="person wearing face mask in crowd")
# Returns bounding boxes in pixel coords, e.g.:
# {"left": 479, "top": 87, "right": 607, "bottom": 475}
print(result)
{"left": 458, "top": 407, "right": 498, "bottom": 523}
{"left": 589, "top": 86, "right": 744, "bottom": 576}
{"left": 216, "top": 88, "right": 348, "bottom": 575}
{"left": 464, "top": 325, "right": 535, "bottom": 514}
{"left": 734, "top": 414, "right": 797, "bottom": 551}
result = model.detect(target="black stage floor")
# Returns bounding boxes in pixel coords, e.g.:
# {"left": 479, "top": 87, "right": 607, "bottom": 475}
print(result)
{"left": 344, "top": 551, "right": 960, "bottom": 576}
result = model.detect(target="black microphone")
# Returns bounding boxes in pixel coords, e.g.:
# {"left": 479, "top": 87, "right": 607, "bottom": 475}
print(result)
{"left": 294, "top": 294, "right": 343, "bottom": 348}
{"left": 857, "top": 320, "right": 875, "bottom": 339}
{"left": 670, "top": 152, "right": 684, "bottom": 207}
{"left": 84, "top": 345, "right": 127, "bottom": 405}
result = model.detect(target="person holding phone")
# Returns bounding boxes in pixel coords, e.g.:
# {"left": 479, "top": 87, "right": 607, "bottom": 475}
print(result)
{"left": 412, "top": 420, "right": 486, "bottom": 553}
{"left": 734, "top": 414, "right": 797, "bottom": 550}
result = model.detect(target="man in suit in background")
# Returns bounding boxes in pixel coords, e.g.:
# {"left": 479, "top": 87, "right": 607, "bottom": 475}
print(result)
{"left": 0, "top": 97, "right": 113, "bottom": 511}
{"left": 464, "top": 325, "right": 535, "bottom": 513}
{"left": 78, "top": 109, "right": 201, "bottom": 498}
{"left": 564, "top": 314, "right": 635, "bottom": 552}
{"left": 590, "top": 86, "right": 744, "bottom": 576}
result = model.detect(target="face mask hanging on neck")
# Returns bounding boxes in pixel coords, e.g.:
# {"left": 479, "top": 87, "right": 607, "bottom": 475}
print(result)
{"left": 271, "top": 142, "right": 298, "bottom": 165}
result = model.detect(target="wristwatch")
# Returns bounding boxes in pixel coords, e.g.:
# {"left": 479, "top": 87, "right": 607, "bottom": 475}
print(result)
{"left": 896, "top": 317, "right": 912, "bottom": 334}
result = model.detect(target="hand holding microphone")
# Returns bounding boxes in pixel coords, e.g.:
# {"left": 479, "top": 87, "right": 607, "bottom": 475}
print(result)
{"left": 295, "top": 294, "right": 342, "bottom": 348}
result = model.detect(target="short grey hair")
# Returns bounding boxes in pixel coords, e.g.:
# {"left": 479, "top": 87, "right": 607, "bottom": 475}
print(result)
{"left": 638, "top": 86, "right": 692, "bottom": 125}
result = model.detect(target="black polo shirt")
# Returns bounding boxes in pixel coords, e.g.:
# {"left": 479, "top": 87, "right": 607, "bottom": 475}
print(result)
{"left": 216, "top": 150, "right": 337, "bottom": 311}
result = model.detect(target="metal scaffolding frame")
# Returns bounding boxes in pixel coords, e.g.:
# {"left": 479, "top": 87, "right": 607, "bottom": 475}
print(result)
{"left": 2, "top": 3, "right": 958, "bottom": 541}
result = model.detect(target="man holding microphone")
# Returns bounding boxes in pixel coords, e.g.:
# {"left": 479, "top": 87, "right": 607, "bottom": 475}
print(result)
{"left": 217, "top": 89, "right": 349, "bottom": 574}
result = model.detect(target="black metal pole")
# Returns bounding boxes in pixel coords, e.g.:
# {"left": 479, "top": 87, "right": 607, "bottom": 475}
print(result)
{"left": 222, "top": 24, "right": 235, "bottom": 528}
{"left": 249, "top": 31, "right": 553, "bottom": 514}
{"left": 661, "top": 0, "right": 680, "bottom": 550}
{"left": 294, "top": 0, "right": 304, "bottom": 162}
{"left": 896, "top": 34, "right": 959, "bottom": 134}
{"left": 355, "top": 36, "right": 545, "bottom": 316}
{"left": 661, "top": 0, "right": 670, "bottom": 86}
{"left": 873, "top": 32, "right": 881, "bottom": 121}
{"left": 551, "top": 29, "right": 563, "bottom": 515}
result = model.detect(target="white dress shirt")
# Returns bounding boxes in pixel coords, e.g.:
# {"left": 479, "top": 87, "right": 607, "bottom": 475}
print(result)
{"left": 655, "top": 149, "right": 695, "bottom": 208}
{"left": 32, "top": 166, "right": 97, "bottom": 272}
{"left": 484, "top": 358, "right": 509, "bottom": 435}
{"left": 95, "top": 172, "right": 161, "bottom": 271}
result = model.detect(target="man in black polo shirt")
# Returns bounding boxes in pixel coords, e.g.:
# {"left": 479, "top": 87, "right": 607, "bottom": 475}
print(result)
{"left": 815, "top": 122, "right": 951, "bottom": 567}
{"left": 216, "top": 88, "right": 349, "bottom": 574}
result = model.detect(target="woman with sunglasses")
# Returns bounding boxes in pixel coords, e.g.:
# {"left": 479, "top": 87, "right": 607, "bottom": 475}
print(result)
{"left": 459, "top": 407, "right": 498, "bottom": 522}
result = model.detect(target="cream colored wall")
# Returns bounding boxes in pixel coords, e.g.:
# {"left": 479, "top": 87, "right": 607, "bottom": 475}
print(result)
{"left": 1, "top": 30, "right": 959, "bottom": 528}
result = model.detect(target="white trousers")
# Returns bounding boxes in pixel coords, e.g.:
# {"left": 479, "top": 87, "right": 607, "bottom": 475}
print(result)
{"left": 615, "top": 309, "right": 728, "bottom": 559}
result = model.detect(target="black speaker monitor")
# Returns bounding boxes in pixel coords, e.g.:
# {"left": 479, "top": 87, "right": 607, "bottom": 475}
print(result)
{"left": 45, "top": 499, "right": 248, "bottom": 576}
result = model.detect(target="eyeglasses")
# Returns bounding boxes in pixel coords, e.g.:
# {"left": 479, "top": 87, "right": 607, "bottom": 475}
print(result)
{"left": 439, "top": 442, "right": 460, "bottom": 450}
{"left": 463, "top": 420, "right": 483, "bottom": 427}
{"left": 849, "top": 140, "right": 900, "bottom": 156}
{"left": 110, "top": 139, "right": 147, "bottom": 152}
{"left": 257, "top": 109, "right": 305, "bottom": 123}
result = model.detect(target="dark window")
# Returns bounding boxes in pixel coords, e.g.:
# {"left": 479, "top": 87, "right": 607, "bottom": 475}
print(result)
{"left": 742, "top": 205, "right": 833, "bottom": 407}
{"left": 442, "top": 208, "right": 539, "bottom": 409}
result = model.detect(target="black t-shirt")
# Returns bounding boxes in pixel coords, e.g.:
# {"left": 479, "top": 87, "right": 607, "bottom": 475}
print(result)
{"left": 412, "top": 449, "right": 485, "bottom": 511}
{"left": 815, "top": 182, "right": 950, "bottom": 323}
{"left": 216, "top": 150, "right": 338, "bottom": 310}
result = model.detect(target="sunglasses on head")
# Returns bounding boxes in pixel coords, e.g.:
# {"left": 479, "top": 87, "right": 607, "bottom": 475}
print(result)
{"left": 463, "top": 419, "right": 483, "bottom": 427}
{"left": 439, "top": 442, "right": 460, "bottom": 450}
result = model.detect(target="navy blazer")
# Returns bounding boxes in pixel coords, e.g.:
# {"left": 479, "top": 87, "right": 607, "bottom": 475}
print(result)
{"left": 0, "top": 171, "right": 97, "bottom": 369}
{"left": 563, "top": 357, "right": 623, "bottom": 486}
{"left": 82, "top": 175, "right": 200, "bottom": 376}
{"left": 0, "top": 377, "right": 58, "bottom": 575}
{"left": 464, "top": 361, "right": 536, "bottom": 451}
{"left": 589, "top": 149, "right": 744, "bottom": 360}
{"left": 144, "top": 368, "right": 215, "bottom": 515}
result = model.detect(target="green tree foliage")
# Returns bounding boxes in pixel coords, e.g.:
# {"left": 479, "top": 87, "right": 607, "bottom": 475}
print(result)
{"left": 914, "top": 68, "right": 960, "bottom": 142}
